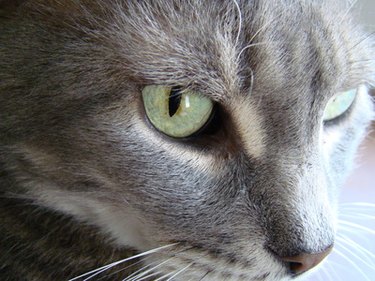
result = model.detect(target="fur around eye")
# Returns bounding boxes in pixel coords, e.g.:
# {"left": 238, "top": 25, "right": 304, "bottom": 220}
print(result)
{"left": 142, "top": 85, "right": 214, "bottom": 138}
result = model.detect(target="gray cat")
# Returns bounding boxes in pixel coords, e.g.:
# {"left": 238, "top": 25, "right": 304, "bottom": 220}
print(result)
{"left": 0, "top": 0, "right": 374, "bottom": 280}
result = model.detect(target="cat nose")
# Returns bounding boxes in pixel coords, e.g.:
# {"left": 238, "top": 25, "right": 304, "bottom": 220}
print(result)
{"left": 280, "top": 245, "right": 333, "bottom": 276}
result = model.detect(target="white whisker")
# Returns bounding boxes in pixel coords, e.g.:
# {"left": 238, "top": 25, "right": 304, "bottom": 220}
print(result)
{"left": 153, "top": 271, "right": 176, "bottom": 281}
{"left": 337, "top": 225, "right": 372, "bottom": 243}
{"left": 340, "top": 213, "right": 375, "bottom": 220}
{"left": 69, "top": 243, "right": 177, "bottom": 281}
{"left": 83, "top": 259, "right": 144, "bottom": 281}
{"left": 341, "top": 202, "right": 375, "bottom": 207}
{"left": 336, "top": 235, "right": 375, "bottom": 262}
{"left": 81, "top": 263, "right": 117, "bottom": 281}
{"left": 165, "top": 262, "right": 194, "bottom": 281}
{"left": 340, "top": 202, "right": 375, "bottom": 209}
{"left": 236, "top": 14, "right": 279, "bottom": 61}
{"left": 333, "top": 248, "right": 372, "bottom": 281}
{"left": 131, "top": 271, "right": 162, "bottom": 281}
{"left": 124, "top": 258, "right": 174, "bottom": 281}
{"left": 96, "top": 260, "right": 144, "bottom": 281}
{"left": 319, "top": 263, "right": 334, "bottom": 281}
{"left": 324, "top": 260, "right": 344, "bottom": 281}
{"left": 120, "top": 261, "right": 157, "bottom": 281}
{"left": 338, "top": 220, "right": 375, "bottom": 235}
{"left": 237, "top": 42, "right": 269, "bottom": 61}
{"left": 335, "top": 236, "right": 375, "bottom": 270}
{"left": 231, "top": 0, "right": 242, "bottom": 46}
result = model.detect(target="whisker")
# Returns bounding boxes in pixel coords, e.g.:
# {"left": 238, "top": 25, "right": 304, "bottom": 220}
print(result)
{"left": 153, "top": 271, "right": 176, "bottom": 281}
{"left": 120, "top": 261, "right": 158, "bottom": 281}
{"left": 83, "top": 258, "right": 145, "bottom": 281}
{"left": 237, "top": 42, "right": 269, "bottom": 61}
{"left": 69, "top": 243, "right": 177, "bottom": 281}
{"left": 96, "top": 260, "right": 144, "bottom": 281}
{"left": 83, "top": 263, "right": 127, "bottom": 281}
{"left": 323, "top": 259, "right": 350, "bottom": 281}
{"left": 340, "top": 202, "right": 375, "bottom": 208}
{"left": 124, "top": 258, "right": 174, "bottom": 281}
{"left": 80, "top": 264, "right": 119, "bottom": 281}
{"left": 333, "top": 248, "right": 372, "bottom": 281}
{"left": 335, "top": 236, "right": 375, "bottom": 269}
{"left": 125, "top": 244, "right": 196, "bottom": 281}
{"left": 231, "top": 0, "right": 242, "bottom": 46}
{"left": 319, "top": 263, "right": 335, "bottom": 281}
{"left": 339, "top": 213, "right": 375, "bottom": 220}
{"left": 236, "top": 14, "right": 279, "bottom": 61}
{"left": 336, "top": 235, "right": 375, "bottom": 261}
{"left": 131, "top": 271, "right": 162, "bottom": 281}
{"left": 338, "top": 220, "right": 375, "bottom": 235}
{"left": 326, "top": 260, "right": 344, "bottom": 281}
{"left": 337, "top": 225, "right": 373, "bottom": 242}
{"left": 165, "top": 262, "right": 194, "bottom": 281}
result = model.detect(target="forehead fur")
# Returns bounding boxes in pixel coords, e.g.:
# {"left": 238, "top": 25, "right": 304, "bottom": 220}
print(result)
{"left": 10, "top": 0, "right": 374, "bottom": 103}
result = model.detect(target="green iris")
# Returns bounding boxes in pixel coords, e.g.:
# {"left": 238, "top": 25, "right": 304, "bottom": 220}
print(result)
{"left": 323, "top": 89, "right": 357, "bottom": 122}
{"left": 142, "top": 85, "right": 214, "bottom": 138}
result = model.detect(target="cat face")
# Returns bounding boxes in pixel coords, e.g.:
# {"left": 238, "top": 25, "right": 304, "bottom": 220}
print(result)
{"left": 0, "top": 0, "right": 374, "bottom": 280}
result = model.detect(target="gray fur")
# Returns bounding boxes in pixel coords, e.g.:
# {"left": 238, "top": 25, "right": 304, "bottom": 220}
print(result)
{"left": 0, "top": 0, "right": 374, "bottom": 280}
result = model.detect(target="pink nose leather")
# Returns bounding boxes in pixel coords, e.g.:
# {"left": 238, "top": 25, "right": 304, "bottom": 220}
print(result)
{"left": 281, "top": 246, "right": 333, "bottom": 275}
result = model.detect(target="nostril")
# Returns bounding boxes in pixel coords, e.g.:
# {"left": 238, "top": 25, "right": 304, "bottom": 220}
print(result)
{"left": 281, "top": 245, "right": 333, "bottom": 276}
{"left": 288, "top": 262, "right": 304, "bottom": 276}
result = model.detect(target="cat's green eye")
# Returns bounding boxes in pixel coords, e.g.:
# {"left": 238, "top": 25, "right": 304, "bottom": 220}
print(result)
{"left": 323, "top": 89, "right": 357, "bottom": 122}
{"left": 142, "top": 85, "right": 214, "bottom": 138}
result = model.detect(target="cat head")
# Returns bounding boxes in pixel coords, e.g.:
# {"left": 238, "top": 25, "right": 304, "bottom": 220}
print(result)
{"left": 0, "top": 0, "right": 374, "bottom": 280}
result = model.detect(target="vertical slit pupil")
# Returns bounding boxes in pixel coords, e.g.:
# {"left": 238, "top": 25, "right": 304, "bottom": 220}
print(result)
{"left": 168, "top": 87, "right": 182, "bottom": 117}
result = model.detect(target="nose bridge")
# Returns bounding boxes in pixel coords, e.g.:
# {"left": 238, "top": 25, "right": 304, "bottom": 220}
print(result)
{"left": 257, "top": 153, "right": 335, "bottom": 257}
{"left": 266, "top": 198, "right": 334, "bottom": 256}
{"left": 260, "top": 94, "right": 320, "bottom": 158}
{"left": 234, "top": 95, "right": 335, "bottom": 255}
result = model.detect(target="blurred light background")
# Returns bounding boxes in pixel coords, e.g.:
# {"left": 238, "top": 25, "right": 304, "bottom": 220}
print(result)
{"left": 307, "top": 1, "right": 375, "bottom": 280}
